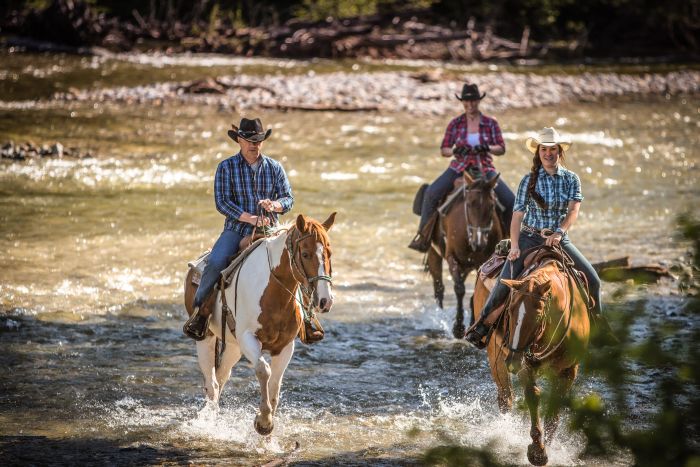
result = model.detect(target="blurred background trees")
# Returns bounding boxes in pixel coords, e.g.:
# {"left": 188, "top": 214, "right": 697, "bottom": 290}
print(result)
{"left": 0, "top": 0, "right": 697, "bottom": 57}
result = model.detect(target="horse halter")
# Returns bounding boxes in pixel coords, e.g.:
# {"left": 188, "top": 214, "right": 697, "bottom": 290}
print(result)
{"left": 463, "top": 184, "right": 495, "bottom": 250}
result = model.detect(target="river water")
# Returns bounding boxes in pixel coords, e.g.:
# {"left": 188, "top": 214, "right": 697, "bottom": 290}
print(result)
{"left": 0, "top": 53, "right": 698, "bottom": 466}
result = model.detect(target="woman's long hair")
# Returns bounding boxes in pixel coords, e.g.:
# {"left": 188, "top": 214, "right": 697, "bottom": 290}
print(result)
{"left": 527, "top": 144, "right": 566, "bottom": 209}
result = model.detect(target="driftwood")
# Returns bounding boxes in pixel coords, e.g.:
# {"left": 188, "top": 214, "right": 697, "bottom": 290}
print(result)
{"left": 177, "top": 78, "right": 276, "bottom": 95}
{"left": 261, "top": 103, "right": 380, "bottom": 112}
{"left": 592, "top": 256, "right": 673, "bottom": 284}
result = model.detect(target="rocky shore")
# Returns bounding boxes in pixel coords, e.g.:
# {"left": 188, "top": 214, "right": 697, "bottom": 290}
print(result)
{"left": 40, "top": 68, "right": 700, "bottom": 116}
{"left": 1, "top": 141, "right": 93, "bottom": 160}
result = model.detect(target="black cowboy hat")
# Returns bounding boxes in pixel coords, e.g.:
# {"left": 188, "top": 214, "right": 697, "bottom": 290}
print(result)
{"left": 455, "top": 83, "right": 486, "bottom": 101}
{"left": 228, "top": 117, "right": 272, "bottom": 143}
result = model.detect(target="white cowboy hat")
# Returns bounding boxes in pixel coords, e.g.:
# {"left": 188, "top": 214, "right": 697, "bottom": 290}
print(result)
{"left": 525, "top": 127, "right": 572, "bottom": 154}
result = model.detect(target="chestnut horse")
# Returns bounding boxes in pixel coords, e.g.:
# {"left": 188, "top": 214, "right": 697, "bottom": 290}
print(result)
{"left": 184, "top": 213, "right": 335, "bottom": 435}
{"left": 426, "top": 172, "right": 505, "bottom": 338}
{"left": 473, "top": 252, "right": 590, "bottom": 466}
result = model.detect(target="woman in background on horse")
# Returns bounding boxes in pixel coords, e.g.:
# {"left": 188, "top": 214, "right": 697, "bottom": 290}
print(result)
{"left": 408, "top": 83, "right": 515, "bottom": 252}
{"left": 466, "top": 127, "right": 602, "bottom": 346}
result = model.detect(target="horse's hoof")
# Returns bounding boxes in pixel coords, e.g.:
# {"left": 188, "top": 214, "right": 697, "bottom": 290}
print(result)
{"left": 254, "top": 418, "right": 274, "bottom": 436}
{"left": 452, "top": 323, "right": 466, "bottom": 339}
{"left": 527, "top": 443, "right": 548, "bottom": 466}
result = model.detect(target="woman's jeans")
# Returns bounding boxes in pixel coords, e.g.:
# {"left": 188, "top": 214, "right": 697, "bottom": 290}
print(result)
{"left": 193, "top": 229, "right": 245, "bottom": 308}
{"left": 479, "top": 231, "right": 603, "bottom": 321}
{"left": 418, "top": 168, "right": 515, "bottom": 230}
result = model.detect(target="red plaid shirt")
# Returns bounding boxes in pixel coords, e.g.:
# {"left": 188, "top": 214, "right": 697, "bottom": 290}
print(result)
{"left": 440, "top": 113, "right": 505, "bottom": 174}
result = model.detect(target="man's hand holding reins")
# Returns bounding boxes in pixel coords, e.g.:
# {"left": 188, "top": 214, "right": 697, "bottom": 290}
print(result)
{"left": 258, "top": 199, "right": 282, "bottom": 213}
{"left": 240, "top": 212, "right": 271, "bottom": 226}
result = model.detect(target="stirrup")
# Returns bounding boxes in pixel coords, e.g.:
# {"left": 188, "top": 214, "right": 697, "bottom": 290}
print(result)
{"left": 465, "top": 322, "right": 489, "bottom": 349}
{"left": 183, "top": 307, "right": 211, "bottom": 341}
{"left": 408, "top": 233, "right": 430, "bottom": 252}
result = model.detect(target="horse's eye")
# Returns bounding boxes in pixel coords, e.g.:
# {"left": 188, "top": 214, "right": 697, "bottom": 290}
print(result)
{"left": 302, "top": 252, "right": 310, "bottom": 259}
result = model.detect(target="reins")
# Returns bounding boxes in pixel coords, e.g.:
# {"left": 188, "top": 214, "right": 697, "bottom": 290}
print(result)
{"left": 257, "top": 207, "right": 332, "bottom": 333}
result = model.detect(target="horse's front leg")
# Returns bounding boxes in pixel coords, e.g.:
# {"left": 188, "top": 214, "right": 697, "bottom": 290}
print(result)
{"left": 545, "top": 365, "right": 578, "bottom": 444}
{"left": 447, "top": 256, "right": 467, "bottom": 338}
{"left": 519, "top": 367, "right": 548, "bottom": 466}
{"left": 269, "top": 340, "right": 295, "bottom": 416}
{"left": 487, "top": 342, "right": 513, "bottom": 413}
{"left": 214, "top": 340, "right": 242, "bottom": 398}
{"left": 239, "top": 330, "right": 274, "bottom": 435}
{"left": 196, "top": 335, "right": 221, "bottom": 405}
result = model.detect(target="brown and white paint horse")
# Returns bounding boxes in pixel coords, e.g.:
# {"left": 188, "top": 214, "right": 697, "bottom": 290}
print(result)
{"left": 474, "top": 259, "right": 590, "bottom": 466}
{"left": 188, "top": 212, "right": 335, "bottom": 435}
{"left": 426, "top": 171, "right": 505, "bottom": 338}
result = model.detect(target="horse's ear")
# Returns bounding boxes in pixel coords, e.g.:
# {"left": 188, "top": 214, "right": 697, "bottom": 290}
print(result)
{"left": 321, "top": 212, "right": 337, "bottom": 231}
{"left": 501, "top": 279, "right": 523, "bottom": 289}
{"left": 463, "top": 170, "right": 475, "bottom": 185}
{"left": 296, "top": 214, "right": 307, "bottom": 232}
{"left": 487, "top": 172, "right": 501, "bottom": 189}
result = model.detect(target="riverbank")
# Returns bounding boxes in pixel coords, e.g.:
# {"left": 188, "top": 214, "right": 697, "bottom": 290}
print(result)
{"left": 2, "top": 67, "right": 698, "bottom": 117}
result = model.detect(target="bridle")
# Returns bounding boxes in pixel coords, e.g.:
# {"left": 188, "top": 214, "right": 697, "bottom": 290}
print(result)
{"left": 284, "top": 228, "right": 333, "bottom": 304}
{"left": 463, "top": 183, "right": 495, "bottom": 251}
{"left": 503, "top": 262, "right": 575, "bottom": 364}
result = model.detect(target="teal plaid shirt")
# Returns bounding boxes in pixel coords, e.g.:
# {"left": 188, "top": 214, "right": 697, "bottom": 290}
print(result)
{"left": 513, "top": 166, "right": 584, "bottom": 230}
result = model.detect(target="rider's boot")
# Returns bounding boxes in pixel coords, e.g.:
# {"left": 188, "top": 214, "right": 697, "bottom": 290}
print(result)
{"left": 408, "top": 212, "right": 438, "bottom": 252}
{"left": 465, "top": 281, "right": 510, "bottom": 348}
{"left": 183, "top": 288, "right": 217, "bottom": 341}
{"left": 301, "top": 320, "right": 324, "bottom": 343}
{"left": 183, "top": 306, "right": 211, "bottom": 341}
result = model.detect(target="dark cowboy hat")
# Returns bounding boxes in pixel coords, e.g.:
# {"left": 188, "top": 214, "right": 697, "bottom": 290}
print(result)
{"left": 455, "top": 83, "right": 486, "bottom": 101}
{"left": 228, "top": 118, "right": 272, "bottom": 143}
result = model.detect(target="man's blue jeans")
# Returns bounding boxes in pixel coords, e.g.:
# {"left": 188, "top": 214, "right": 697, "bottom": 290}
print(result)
{"left": 481, "top": 231, "right": 603, "bottom": 320}
{"left": 418, "top": 168, "right": 515, "bottom": 230}
{"left": 194, "top": 229, "right": 245, "bottom": 308}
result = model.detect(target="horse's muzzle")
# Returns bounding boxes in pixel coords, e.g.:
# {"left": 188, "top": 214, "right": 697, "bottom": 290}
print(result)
{"left": 319, "top": 297, "right": 333, "bottom": 313}
{"left": 506, "top": 353, "right": 522, "bottom": 374}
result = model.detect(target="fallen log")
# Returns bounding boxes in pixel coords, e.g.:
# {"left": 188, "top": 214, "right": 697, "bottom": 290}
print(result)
{"left": 592, "top": 257, "right": 631, "bottom": 272}
{"left": 592, "top": 256, "right": 673, "bottom": 283}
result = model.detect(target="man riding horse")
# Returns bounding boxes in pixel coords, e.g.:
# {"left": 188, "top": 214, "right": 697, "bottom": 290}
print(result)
{"left": 184, "top": 117, "right": 307, "bottom": 341}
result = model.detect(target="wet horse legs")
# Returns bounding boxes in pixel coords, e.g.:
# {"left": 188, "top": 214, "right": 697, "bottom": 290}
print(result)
{"left": 519, "top": 367, "right": 548, "bottom": 466}
{"left": 545, "top": 365, "right": 578, "bottom": 444}
{"left": 239, "top": 330, "right": 275, "bottom": 435}
{"left": 268, "top": 341, "right": 295, "bottom": 416}
{"left": 426, "top": 248, "right": 444, "bottom": 309}
{"left": 448, "top": 256, "right": 469, "bottom": 339}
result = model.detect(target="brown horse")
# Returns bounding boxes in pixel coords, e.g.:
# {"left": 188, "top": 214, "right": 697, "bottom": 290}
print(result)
{"left": 426, "top": 171, "right": 505, "bottom": 338}
{"left": 183, "top": 213, "right": 336, "bottom": 435}
{"left": 473, "top": 253, "right": 590, "bottom": 466}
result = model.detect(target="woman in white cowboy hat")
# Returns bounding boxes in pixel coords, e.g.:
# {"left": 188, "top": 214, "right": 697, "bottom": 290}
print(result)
{"left": 465, "top": 126, "right": 603, "bottom": 347}
{"left": 408, "top": 83, "right": 515, "bottom": 252}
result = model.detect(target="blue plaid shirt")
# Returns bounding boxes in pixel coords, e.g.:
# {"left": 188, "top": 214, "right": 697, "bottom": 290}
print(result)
{"left": 513, "top": 166, "right": 584, "bottom": 231}
{"left": 214, "top": 153, "right": 294, "bottom": 236}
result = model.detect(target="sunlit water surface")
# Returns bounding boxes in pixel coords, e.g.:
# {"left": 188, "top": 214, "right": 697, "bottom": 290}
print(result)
{"left": 0, "top": 55, "right": 698, "bottom": 466}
